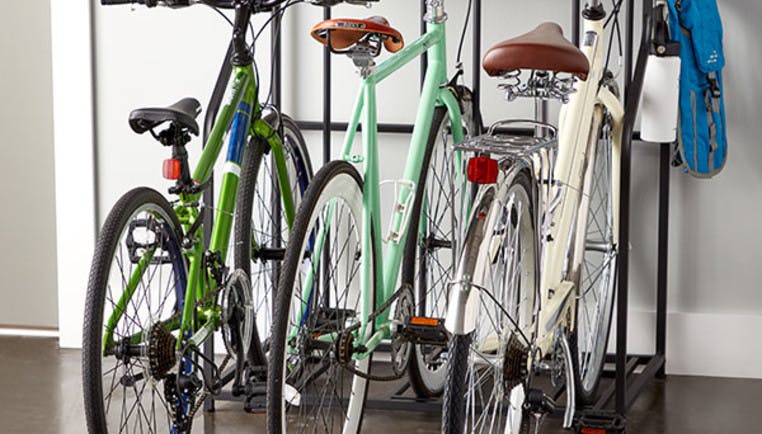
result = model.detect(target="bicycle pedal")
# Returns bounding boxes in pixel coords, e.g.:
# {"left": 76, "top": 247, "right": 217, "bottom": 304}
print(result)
{"left": 314, "top": 308, "right": 357, "bottom": 332}
{"left": 243, "top": 394, "right": 266, "bottom": 414}
{"left": 242, "top": 381, "right": 267, "bottom": 413}
{"left": 400, "top": 316, "right": 449, "bottom": 346}
{"left": 574, "top": 410, "right": 626, "bottom": 434}
{"left": 255, "top": 247, "right": 285, "bottom": 261}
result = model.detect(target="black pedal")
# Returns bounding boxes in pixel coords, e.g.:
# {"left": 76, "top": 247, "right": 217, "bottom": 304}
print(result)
{"left": 314, "top": 308, "right": 357, "bottom": 333}
{"left": 402, "top": 316, "right": 449, "bottom": 346}
{"left": 243, "top": 381, "right": 267, "bottom": 414}
{"left": 574, "top": 410, "right": 626, "bottom": 434}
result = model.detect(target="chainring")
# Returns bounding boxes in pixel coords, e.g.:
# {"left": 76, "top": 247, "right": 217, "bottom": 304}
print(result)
{"left": 390, "top": 285, "right": 414, "bottom": 376}
{"left": 220, "top": 269, "right": 255, "bottom": 360}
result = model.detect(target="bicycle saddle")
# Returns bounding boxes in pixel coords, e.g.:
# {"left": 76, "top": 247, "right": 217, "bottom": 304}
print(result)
{"left": 129, "top": 97, "right": 202, "bottom": 136}
{"left": 483, "top": 22, "right": 589, "bottom": 80}
{"left": 311, "top": 16, "right": 404, "bottom": 53}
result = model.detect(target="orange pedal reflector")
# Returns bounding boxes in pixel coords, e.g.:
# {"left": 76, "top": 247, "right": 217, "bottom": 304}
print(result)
{"left": 410, "top": 317, "right": 439, "bottom": 327}
{"left": 581, "top": 428, "right": 607, "bottom": 434}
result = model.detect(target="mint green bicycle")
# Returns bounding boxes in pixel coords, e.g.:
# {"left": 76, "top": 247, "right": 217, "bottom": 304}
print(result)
{"left": 81, "top": 1, "right": 312, "bottom": 433}
{"left": 267, "top": 1, "right": 479, "bottom": 432}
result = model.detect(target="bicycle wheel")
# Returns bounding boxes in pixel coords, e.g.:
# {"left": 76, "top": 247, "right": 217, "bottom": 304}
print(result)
{"left": 268, "top": 161, "right": 374, "bottom": 434}
{"left": 83, "top": 187, "right": 189, "bottom": 433}
{"left": 442, "top": 172, "right": 538, "bottom": 434}
{"left": 403, "top": 87, "right": 479, "bottom": 397}
{"left": 571, "top": 105, "right": 618, "bottom": 404}
{"left": 234, "top": 112, "right": 312, "bottom": 365}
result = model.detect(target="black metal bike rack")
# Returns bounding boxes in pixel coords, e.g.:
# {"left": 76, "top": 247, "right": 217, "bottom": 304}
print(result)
{"left": 201, "top": 1, "right": 671, "bottom": 431}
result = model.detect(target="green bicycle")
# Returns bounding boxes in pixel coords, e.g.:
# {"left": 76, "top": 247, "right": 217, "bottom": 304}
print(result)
{"left": 267, "top": 1, "right": 479, "bottom": 432}
{"left": 81, "top": 1, "right": 312, "bottom": 433}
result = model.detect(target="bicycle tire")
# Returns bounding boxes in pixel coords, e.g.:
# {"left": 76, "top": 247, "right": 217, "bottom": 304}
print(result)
{"left": 570, "top": 104, "right": 618, "bottom": 405}
{"left": 267, "top": 160, "right": 374, "bottom": 434}
{"left": 82, "top": 187, "right": 188, "bottom": 434}
{"left": 403, "top": 86, "right": 478, "bottom": 398}
{"left": 233, "top": 112, "right": 312, "bottom": 367}
{"left": 441, "top": 333, "right": 472, "bottom": 434}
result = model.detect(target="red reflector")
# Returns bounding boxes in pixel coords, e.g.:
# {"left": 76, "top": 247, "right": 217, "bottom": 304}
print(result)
{"left": 467, "top": 156, "right": 499, "bottom": 184}
{"left": 163, "top": 159, "right": 182, "bottom": 180}
{"left": 581, "top": 428, "right": 607, "bottom": 434}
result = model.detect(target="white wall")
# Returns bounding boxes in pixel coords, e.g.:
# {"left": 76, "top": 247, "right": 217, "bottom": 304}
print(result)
{"left": 51, "top": 0, "right": 97, "bottom": 347}
{"left": 58, "top": 0, "right": 762, "bottom": 378}
{"left": 0, "top": 1, "right": 58, "bottom": 328}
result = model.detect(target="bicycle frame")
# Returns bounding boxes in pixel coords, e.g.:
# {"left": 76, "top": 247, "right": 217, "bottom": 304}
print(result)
{"left": 533, "top": 14, "right": 624, "bottom": 354}
{"left": 102, "top": 63, "right": 298, "bottom": 352}
{"left": 297, "top": 18, "right": 465, "bottom": 360}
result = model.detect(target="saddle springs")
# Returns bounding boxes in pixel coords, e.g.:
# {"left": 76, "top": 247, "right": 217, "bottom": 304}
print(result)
{"left": 498, "top": 70, "right": 578, "bottom": 103}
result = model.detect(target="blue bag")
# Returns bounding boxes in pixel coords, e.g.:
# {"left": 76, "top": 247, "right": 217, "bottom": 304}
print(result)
{"left": 667, "top": 0, "right": 727, "bottom": 177}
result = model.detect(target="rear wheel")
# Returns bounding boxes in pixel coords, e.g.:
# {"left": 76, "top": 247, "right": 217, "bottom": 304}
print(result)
{"left": 268, "top": 161, "right": 374, "bottom": 434}
{"left": 442, "top": 172, "right": 538, "bottom": 433}
{"left": 403, "top": 88, "right": 478, "bottom": 397}
{"left": 82, "top": 187, "right": 189, "bottom": 434}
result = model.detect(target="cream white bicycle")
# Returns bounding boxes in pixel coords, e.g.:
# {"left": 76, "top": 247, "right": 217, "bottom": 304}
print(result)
{"left": 441, "top": 1, "right": 625, "bottom": 432}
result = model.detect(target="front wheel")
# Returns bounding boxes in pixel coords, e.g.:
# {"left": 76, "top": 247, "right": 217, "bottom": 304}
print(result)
{"left": 571, "top": 105, "right": 619, "bottom": 404}
{"left": 82, "top": 187, "right": 190, "bottom": 433}
{"left": 403, "top": 87, "right": 479, "bottom": 397}
{"left": 234, "top": 112, "right": 313, "bottom": 365}
{"left": 267, "top": 161, "right": 374, "bottom": 434}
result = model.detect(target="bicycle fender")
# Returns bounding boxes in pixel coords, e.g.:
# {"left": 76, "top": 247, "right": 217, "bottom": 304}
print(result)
{"left": 445, "top": 186, "right": 500, "bottom": 335}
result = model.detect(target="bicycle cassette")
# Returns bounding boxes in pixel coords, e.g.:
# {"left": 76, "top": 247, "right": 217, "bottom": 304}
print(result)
{"left": 146, "top": 321, "right": 177, "bottom": 380}
{"left": 220, "top": 269, "right": 255, "bottom": 359}
{"left": 503, "top": 333, "right": 529, "bottom": 391}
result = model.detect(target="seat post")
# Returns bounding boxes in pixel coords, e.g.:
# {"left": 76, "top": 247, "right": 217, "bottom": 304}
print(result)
{"left": 424, "top": 0, "right": 447, "bottom": 23}
{"left": 534, "top": 98, "right": 549, "bottom": 136}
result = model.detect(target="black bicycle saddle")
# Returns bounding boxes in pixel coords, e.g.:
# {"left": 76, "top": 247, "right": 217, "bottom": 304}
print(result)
{"left": 129, "top": 97, "right": 202, "bottom": 136}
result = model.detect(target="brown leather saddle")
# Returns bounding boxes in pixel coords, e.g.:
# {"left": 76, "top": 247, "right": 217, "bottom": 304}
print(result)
{"left": 483, "top": 22, "right": 590, "bottom": 80}
{"left": 311, "top": 16, "right": 404, "bottom": 53}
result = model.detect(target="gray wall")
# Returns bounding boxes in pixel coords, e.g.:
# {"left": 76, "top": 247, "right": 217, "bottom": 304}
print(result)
{"left": 0, "top": 1, "right": 58, "bottom": 328}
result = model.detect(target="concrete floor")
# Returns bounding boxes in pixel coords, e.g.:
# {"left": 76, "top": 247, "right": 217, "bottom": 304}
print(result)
{"left": 1, "top": 336, "right": 761, "bottom": 433}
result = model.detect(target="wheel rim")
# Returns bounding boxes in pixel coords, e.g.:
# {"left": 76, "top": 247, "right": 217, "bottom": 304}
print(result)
{"left": 465, "top": 181, "right": 536, "bottom": 433}
{"left": 97, "top": 204, "right": 186, "bottom": 433}
{"left": 281, "top": 175, "right": 369, "bottom": 433}
{"left": 576, "top": 121, "right": 617, "bottom": 395}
